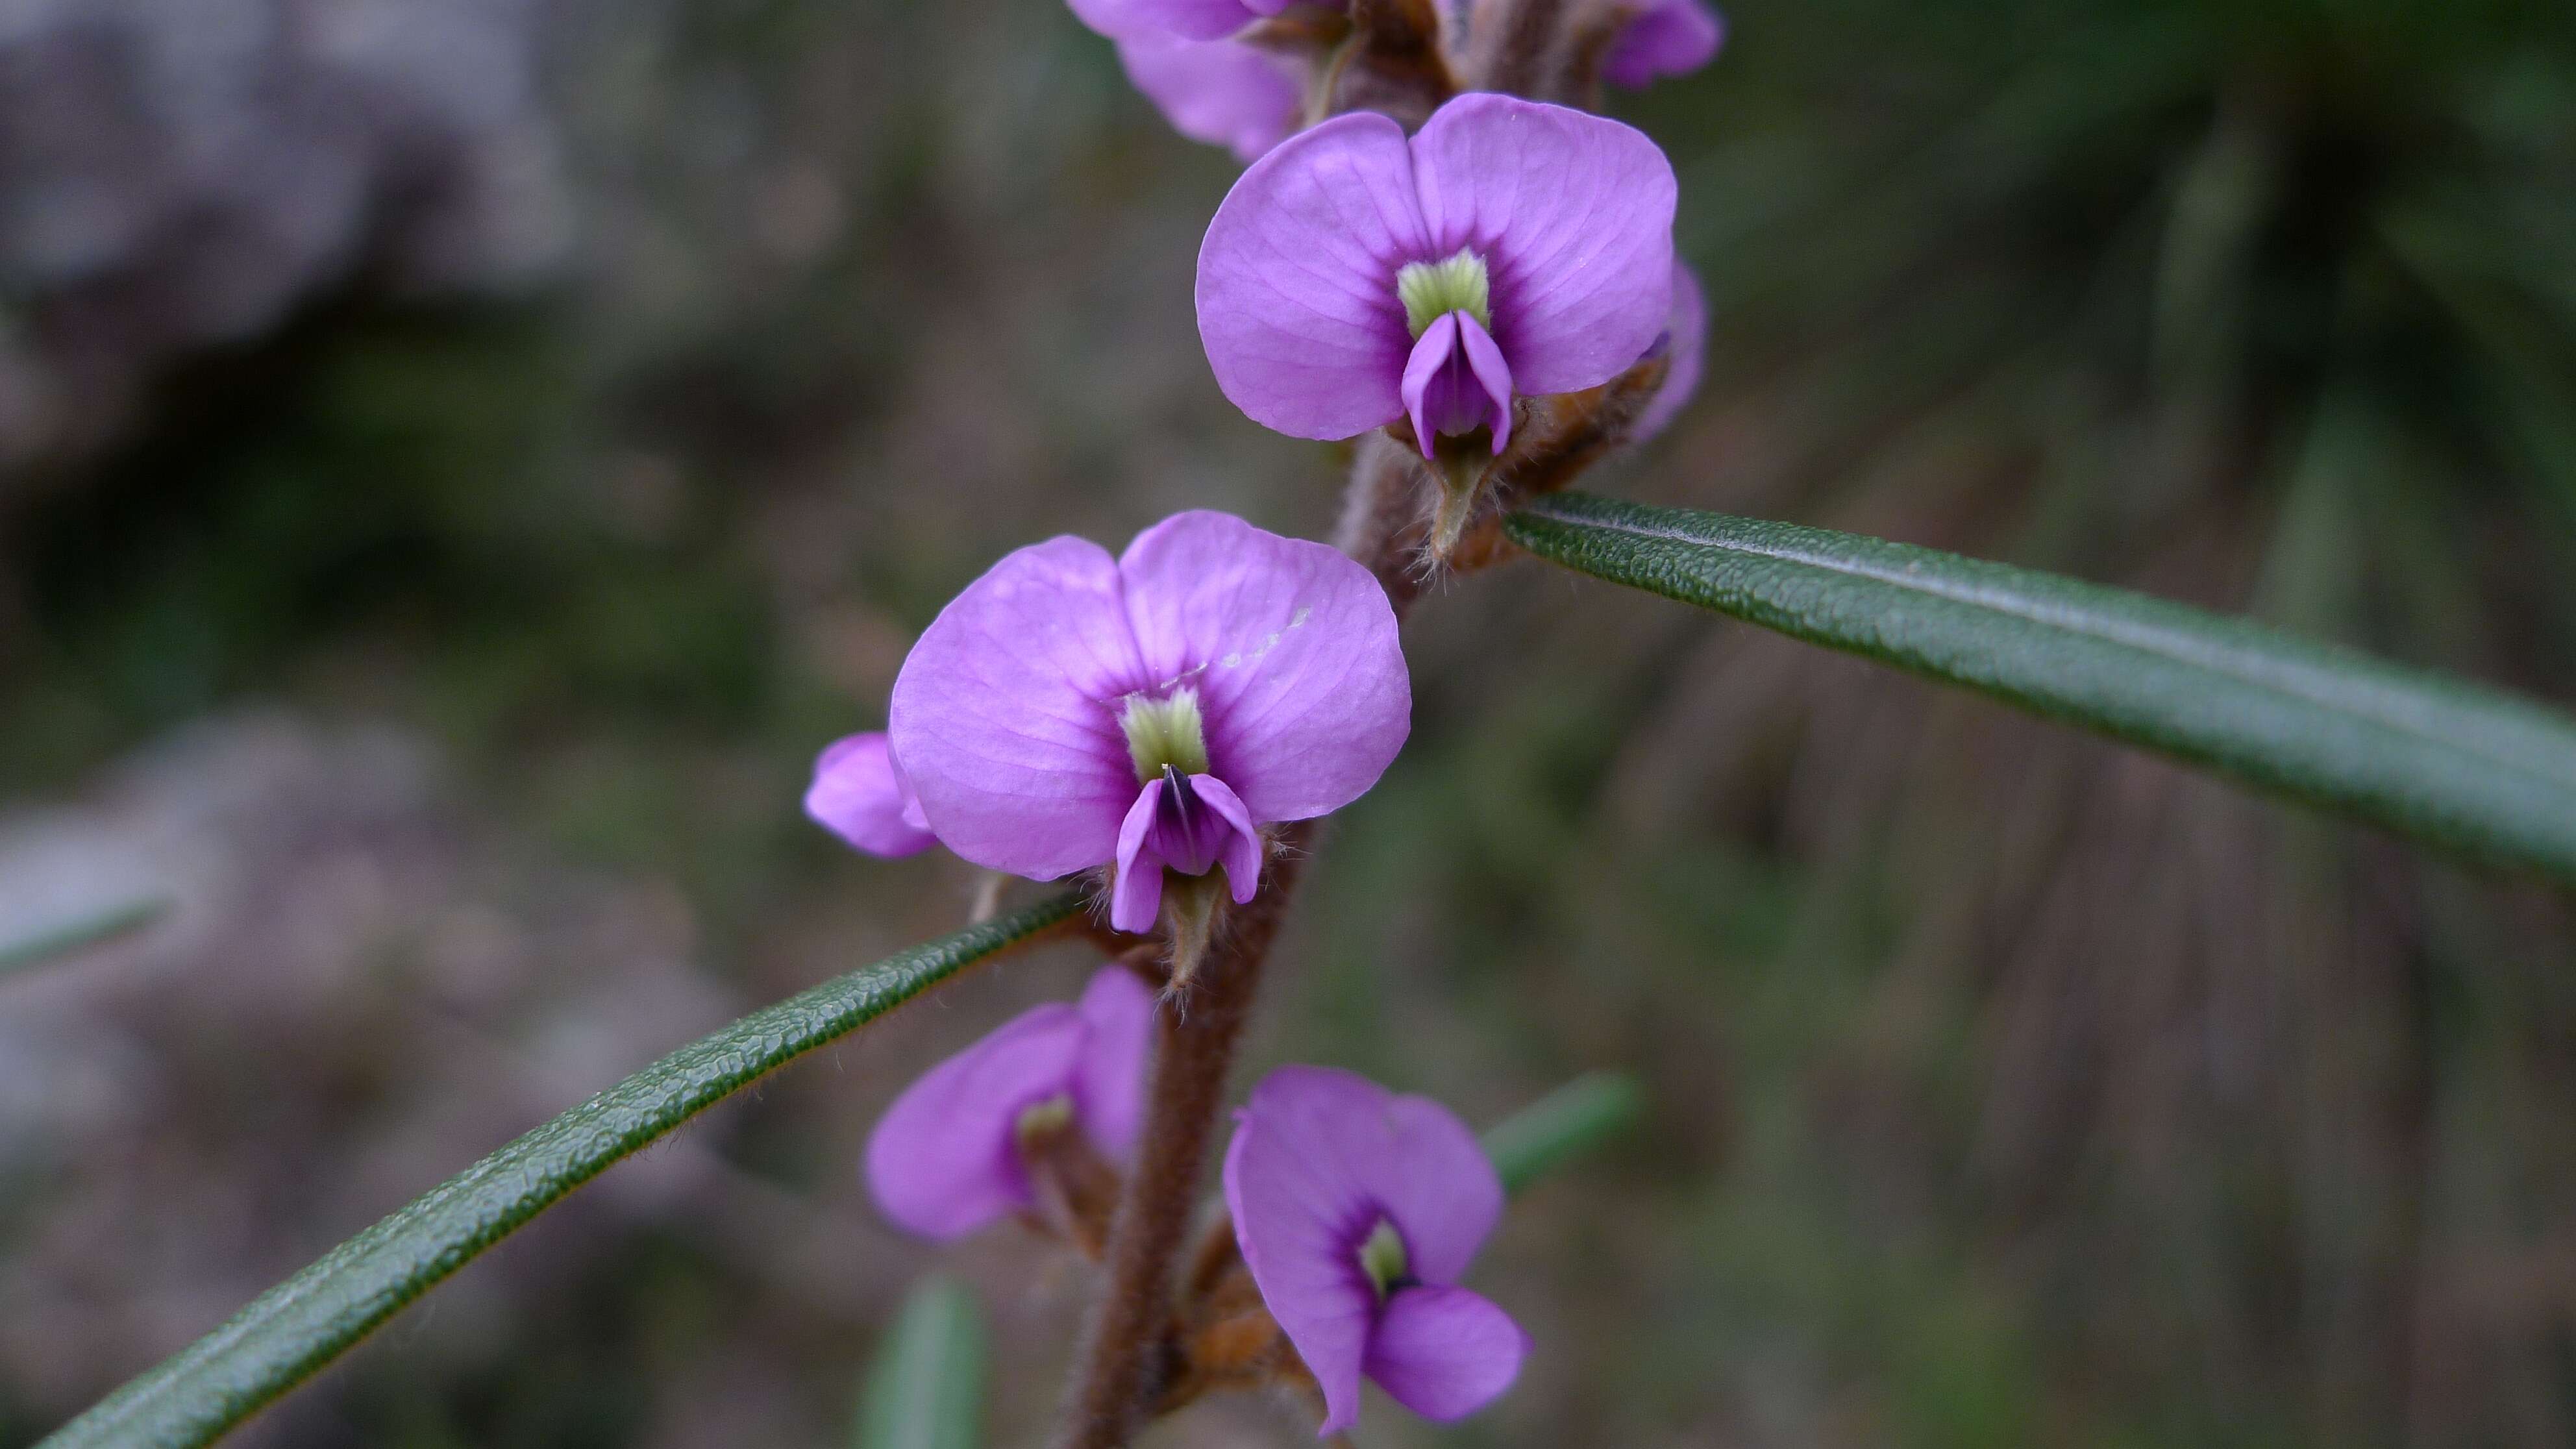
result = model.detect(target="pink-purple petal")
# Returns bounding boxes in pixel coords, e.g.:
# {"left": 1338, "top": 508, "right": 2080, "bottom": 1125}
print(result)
{"left": 864, "top": 1005, "right": 1087, "bottom": 1240}
{"left": 1455, "top": 310, "right": 1515, "bottom": 454}
{"left": 805, "top": 732, "right": 937, "bottom": 858}
{"left": 1115, "top": 34, "right": 1301, "bottom": 162}
{"left": 1069, "top": 0, "right": 1263, "bottom": 40}
{"left": 1111, "top": 781, "right": 1169, "bottom": 934}
{"left": 1400, "top": 312, "right": 1463, "bottom": 452}
{"left": 1363, "top": 1284, "right": 1530, "bottom": 1421}
{"left": 1631, "top": 260, "right": 1707, "bottom": 443}
{"left": 1197, "top": 112, "right": 1430, "bottom": 441}
{"left": 1187, "top": 772, "right": 1265, "bottom": 902}
{"left": 1223, "top": 1078, "right": 1383, "bottom": 1434}
{"left": 1114, "top": 511, "right": 1410, "bottom": 824}
{"left": 1361, "top": 1093, "right": 1504, "bottom": 1283}
{"left": 1071, "top": 966, "right": 1156, "bottom": 1159}
{"left": 1409, "top": 94, "right": 1675, "bottom": 397}
{"left": 1602, "top": 0, "right": 1725, "bottom": 88}
{"left": 889, "top": 535, "right": 1152, "bottom": 882}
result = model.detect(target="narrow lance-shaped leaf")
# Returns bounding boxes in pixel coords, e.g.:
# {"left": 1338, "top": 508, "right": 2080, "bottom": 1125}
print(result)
{"left": 1506, "top": 493, "right": 2576, "bottom": 887}
{"left": 856, "top": 1277, "right": 989, "bottom": 1449}
{"left": 0, "top": 897, "right": 168, "bottom": 978}
{"left": 40, "top": 892, "right": 1086, "bottom": 1449}
{"left": 1482, "top": 1072, "right": 1644, "bottom": 1195}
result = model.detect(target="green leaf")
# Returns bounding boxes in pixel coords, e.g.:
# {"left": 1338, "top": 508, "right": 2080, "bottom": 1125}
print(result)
{"left": 0, "top": 897, "right": 168, "bottom": 978}
{"left": 1483, "top": 1072, "right": 1644, "bottom": 1195}
{"left": 1506, "top": 493, "right": 2576, "bottom": 886}
{"left": 856, "top": 1277, "right": 989, "bottom": 1449}
{"left": 40, "top": 892, "right": 1084, "bottom": 1449}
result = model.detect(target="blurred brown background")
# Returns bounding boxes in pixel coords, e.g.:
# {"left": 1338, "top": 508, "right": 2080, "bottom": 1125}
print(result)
{"left": 3, "top": 0, "right": 2575, "bottom": 1444}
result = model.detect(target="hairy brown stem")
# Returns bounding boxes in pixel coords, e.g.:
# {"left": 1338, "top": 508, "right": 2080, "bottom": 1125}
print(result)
{"left": 1051, "top": 832, "right": 1309, "bottom": 1449}
{"left": 1472, "top": 0, "right": 1574, "bottom": 97}
{"left": 1050, "top": 454, "right": 1428, "bottom": 1449}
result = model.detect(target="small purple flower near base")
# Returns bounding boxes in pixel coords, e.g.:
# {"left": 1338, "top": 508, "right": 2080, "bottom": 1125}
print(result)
{"left": 1224, "top": 1066, "right": 1528, "bottom": 1435}
{"left": 866, "top": 967, "right": 1154, "bottom": 1240}
{"left": 1195, "top": 93, "right": 1676, "bottom": 460}
{"left": 1603, "top": 0, "right": 1725, "bottom": 90}
{"left": 887, "top": 511, "right": 1407, "bottom": 959}
{"left": 806, "top": 732, "right": 936, "bottom": 858}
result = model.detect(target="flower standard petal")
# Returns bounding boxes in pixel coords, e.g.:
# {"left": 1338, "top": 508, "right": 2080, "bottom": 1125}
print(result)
{"left": 1603, "top": 0, "right": 1725, "bottom": 88}
{"left": 1115, "top": 33, "right": 1301, "bottom": 162}
{"left": 1362, "top": 1284, "right": 1530, "bottom": 1420}
{"left": 1115, "top": 512, "right": 1409, "bottom": 825}
{"left": 890, "top": 536, "right": 1152, "bottom": 882}
{"left": 865, "top": 1005, "right": 1089, "bottom": 1240}
{"left": 806, "top": 732, "right": 937, "bottom": 857}
{"left": 1408, "top": 94, "right": 1676, "bottom": 397}
{"left": 1631, "top": 260, "right": 1707, "bottom": 443}
{"left": 1071, "top": 967, "right": 1156, "bottom": 1159}
{"left": 1197, "top": 112, "right": 1431, "bottom": 441}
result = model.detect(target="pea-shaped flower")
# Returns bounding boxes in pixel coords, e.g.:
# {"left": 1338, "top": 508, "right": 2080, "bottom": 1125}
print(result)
{"left": 867, "top": 967, "right": 1154, "bottom": 1240}
{"left": 888, "top": 511, "right": 1408, "bottom": 956}
{"left": 806, "top": 732, "right": 936, "bottom": 858}
{"left": 1224, "top": 1066, "right": 1528, "bottom": 1434}
{"left": 1196, "top": 93, "right": 1676, "bottom": 465}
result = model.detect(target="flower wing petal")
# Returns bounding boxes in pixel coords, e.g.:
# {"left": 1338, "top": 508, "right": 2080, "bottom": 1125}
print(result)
{"left": 1197, "top": 112, "right": 1428, "bottom": 441}
{"left": 1110, "top": 779, "right": 1168, "bottom": 934}
{"left": 890, "top": 536, "right": 1148, "bottom": 880}
{"left": 1363, "top": 1284, "right": 1530, "bottom": 1421}
{"left": 1072, "top": 965, "right": 1157, "bottom": 1160}
{"left": 1364, "top": 1091, "right": 1505, "bottom": 1283}
{"left": 1224, "top": 1067, "right": 1391, "bottom": 1435}
{"left": 1117, "top": 512, "right": 1409, "bottom": 824}
{"left": 805, "top": 732, "right": 937, "bottom": 857}
{"left": 1409, "top": 95, "right": 1675, "bottom": 397}
{"left": 864, "top": 1005, "right": 1086, "bottom": 1240}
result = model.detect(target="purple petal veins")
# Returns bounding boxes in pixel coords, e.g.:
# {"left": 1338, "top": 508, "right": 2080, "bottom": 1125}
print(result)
{"left": 1198, "top": 93, "right": 1675, "bottom": 449}
{"left": 889, "top": 511, "right": 1407, "bottom": 917}
{"left": 1602, "top": 0, "right": 1725, "bottom": 88}
{"left": 865, "top": 967, "right": 1154, "bottom": 1240}
{"left": 1223, "top": 1065, "right": 1527, "bottom": 1434}
{"left": 806, "top": 732, "right": 937, "bottom": 858}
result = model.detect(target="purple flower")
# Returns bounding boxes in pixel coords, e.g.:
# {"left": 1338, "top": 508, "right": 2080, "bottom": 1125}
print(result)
{"left": 1630, "top": 260, "right": 1707, "bottom": 444}
{"left": 1066, "top": 0, "right": 1311, "bottom": 42}
{"left": 866, "top": 966, "right": 1155, "bottom": 1240}
{"left": 1196, "top": 93, "right": 1675, "bottom": 460}
{"left": 887, "top": 511, "right": 1408, "bottom": 937}
{"left": 1224, "top": 1066, "right": 1528, "bottom": 1435}
{"left": 1116, "top": 33, "right": 1302, "bottom": 162}
{"left": 806, "top": 732, "right": 937, "bottom": 858}
{"left": 1602, "top": 0, "right": 1725, "bottom": 89}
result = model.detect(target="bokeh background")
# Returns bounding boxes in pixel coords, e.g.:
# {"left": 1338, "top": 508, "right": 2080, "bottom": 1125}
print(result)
{"left": 5, "top": 0, "right": 2576, "bottom": 1444}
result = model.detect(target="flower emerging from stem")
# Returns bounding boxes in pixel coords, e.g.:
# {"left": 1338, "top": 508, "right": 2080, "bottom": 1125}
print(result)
{"left": 1196, "top": 93, "right": 1674, "bottom": 551}
{"left": 865, "top": 967, "right": 1154, "bottom": 1241}
{"left": 1222, "top": 1066, "right": 1528, "bottom": 1434}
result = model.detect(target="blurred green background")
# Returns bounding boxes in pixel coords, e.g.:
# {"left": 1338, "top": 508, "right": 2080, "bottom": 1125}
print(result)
{"left": 4, "top": 0, "right": 2575, "bottom": 1444}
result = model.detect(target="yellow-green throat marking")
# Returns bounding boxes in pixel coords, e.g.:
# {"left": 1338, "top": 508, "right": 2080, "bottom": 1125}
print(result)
{"left": 1396, "top": 249, "right": 1492, "bottom": 338}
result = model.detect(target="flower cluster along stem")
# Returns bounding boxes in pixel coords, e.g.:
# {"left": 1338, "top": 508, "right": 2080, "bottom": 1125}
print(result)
{"left": 1053, "top": 824, "right": 1313, "bottom": 1449}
